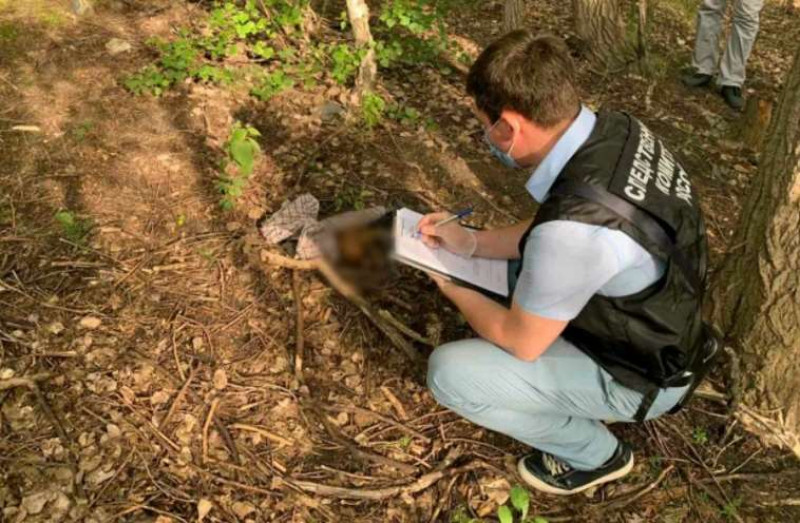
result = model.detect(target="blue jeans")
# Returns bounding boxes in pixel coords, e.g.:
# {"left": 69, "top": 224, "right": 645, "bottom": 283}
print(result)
{"left": 428, "top": 261, "right": 689, "bottom": 470}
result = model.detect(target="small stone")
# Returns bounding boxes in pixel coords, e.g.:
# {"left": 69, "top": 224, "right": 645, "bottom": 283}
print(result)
{"left": 0, "top": 368, "right": 14, "bottom": 380}
{"left": 105, "top": 38, "right": 132, "bottom": 55}
{"left": 79, "top": 316, "right": 102, "bottom": 330}
{"left": 213, "top": 369, "right": 228, "bottom": 390}
{"left": 319, "top": 101, "right": 345, "bottom": 122}
{"left": 192, "top": 337, "right": 204, "bottom": 350}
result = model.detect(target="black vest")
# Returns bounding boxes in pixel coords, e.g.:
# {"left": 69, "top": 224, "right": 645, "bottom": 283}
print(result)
{"left": 518, "top": 111, "right": 710, "bottom": 419}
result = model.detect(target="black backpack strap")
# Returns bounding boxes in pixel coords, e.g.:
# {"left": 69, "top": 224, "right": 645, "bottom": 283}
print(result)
{"left": 550, "top": 179, "right": 702, "bottom": 293}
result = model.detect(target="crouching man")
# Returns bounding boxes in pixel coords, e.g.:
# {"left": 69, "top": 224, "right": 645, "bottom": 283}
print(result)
{"left": 419, "top": 31, "right": 716, "bottom": 495}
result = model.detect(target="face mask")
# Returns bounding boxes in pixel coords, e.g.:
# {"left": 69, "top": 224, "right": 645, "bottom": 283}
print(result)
{"left": 484, "top": 119, "right": 520, "bottom": 169}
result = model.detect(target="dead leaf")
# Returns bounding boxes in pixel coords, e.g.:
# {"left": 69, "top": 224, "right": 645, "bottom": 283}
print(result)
{"left": 213, "top": 369, "right": 228, "bottom": 390}
{"left": 151, "top": 390, "right": 171, "bottom": 406}
{"left": 79, "top": 316, "right": 102, "bottom": 329}
{"left": 21, "top": 491, "right": 55, "bottom": 515}
{"left": 232, "top": 501, "right": 256, "bottom": 519}
{"left": 198, "top": 498, "right": 213, "bottom": 522}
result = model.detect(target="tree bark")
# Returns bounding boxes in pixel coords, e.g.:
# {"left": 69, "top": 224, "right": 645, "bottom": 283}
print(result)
{"left": 504, "top": 0, "right": 525, "bottom": 32}
{"left": 572, "top": 0, "right": 629, "bottom": 69}
{"left": 709, "top": 43, "right": 800, "bottom": 432}
{"left": 738, "top": 96, "right": 774, "bottom": 151}
{"left": 345, "top": 0, "right": 377, "bottom": 106}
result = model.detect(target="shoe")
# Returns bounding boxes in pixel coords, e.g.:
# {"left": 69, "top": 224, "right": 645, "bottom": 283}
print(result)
{"left": 721, "top": 85, "right": 744, "bottom": 110}
{"left": 517, "top": 443, "right": 634, "bottom": 496}
{"left": 682, "top": 72, "right": 713, "bottom": 88}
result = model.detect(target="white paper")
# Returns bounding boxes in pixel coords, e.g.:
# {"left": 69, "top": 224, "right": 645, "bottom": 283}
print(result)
{"left": 393, "top": 208, "right": 509, "bottom": 297}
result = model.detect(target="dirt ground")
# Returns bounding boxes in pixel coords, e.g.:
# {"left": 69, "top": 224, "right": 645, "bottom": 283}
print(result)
{"left": 2, "top": 0, "right": 800, "bottom": 522}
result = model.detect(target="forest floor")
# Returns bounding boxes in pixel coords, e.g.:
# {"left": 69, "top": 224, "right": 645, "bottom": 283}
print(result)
{"left": 2, "top": 0, "right": 800, "bottom": 522}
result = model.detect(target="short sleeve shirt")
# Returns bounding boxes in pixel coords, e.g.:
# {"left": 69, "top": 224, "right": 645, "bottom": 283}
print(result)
{"left": 514, "top": 107, "right": 666, "bottom": 321}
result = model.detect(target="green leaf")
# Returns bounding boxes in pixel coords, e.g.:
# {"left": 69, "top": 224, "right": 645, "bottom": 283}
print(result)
{"left": 497, "top": 505, "right": 513, "bottom": 523}
{"left": 230, "top": 140, "right": 256, "bottom": 172}
{"left": 510, "top": 486, "right": 530, "bottom": 520}
{"left": 54, "top": 210, "right": 75, "bottom": 227}
{"left": 531, "top": 517, "right": 549, "bottom": 523}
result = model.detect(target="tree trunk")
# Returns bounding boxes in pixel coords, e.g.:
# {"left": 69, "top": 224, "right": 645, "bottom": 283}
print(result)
{"left": 572, "top": 0, "right": 628, "bottom": 69}
{"left": 709, "top": 43, "right": 800, "bottom": 433}
{"left": 504, "top": 0, "right": 525, "bottom": 32}
{"left": 636, "top": 0, "right": 647, "bottom": 63}
{"left": 345, "top": 0, "right": 377, "bottom": 106}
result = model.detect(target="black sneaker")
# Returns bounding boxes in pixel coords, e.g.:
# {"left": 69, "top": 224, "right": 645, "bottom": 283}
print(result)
{"left": 721, "top": 85, "right": 744, "bottom": 110}
{"left": 517, "top": 443, "right": 634, "bottom": 496}
{"left": 682, "top": 72, "right": 713, "bottom": 88}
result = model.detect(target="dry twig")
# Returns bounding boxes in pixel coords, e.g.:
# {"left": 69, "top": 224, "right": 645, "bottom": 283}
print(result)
{"left": 292, "top": 269, "right": 305, "bottom": 380}
{"left": 203, "top": 398, "right": 220, "bottom": 464}
{"left": 284, "top": 460, "right": 487, "bottom": 500}
{"left": 161, "top": 363, "right": 197, "bottom": 427}
{"left": 259, "top": 250, "right": 422, "bottom": 363}
{"left": 324, "top": 403, "right": 430, "bottom": 442}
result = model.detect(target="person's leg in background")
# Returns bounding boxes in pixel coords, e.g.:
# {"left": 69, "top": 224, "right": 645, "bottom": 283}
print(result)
{"left": 717, "top": 0, "right": 765, "bottom": 108}
{"left": 427, "top": 336, "right": 687, "bottom": 475}
{"left": 687, "top": 0, "right": 728, "bottom": 85}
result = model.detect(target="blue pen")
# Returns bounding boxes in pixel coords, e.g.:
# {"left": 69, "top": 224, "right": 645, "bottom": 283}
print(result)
{"left": 433, "top": 208, "right": 473, "bottom": 228}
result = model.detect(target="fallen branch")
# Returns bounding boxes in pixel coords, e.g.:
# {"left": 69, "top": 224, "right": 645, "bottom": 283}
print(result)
{"left": 324, "top": 403, "right": 431, "bottom": 443}
{"left": 0, "top": 373, "right": 53, "bottom": 391}
{"left": 230, "top": 423, "right": 293, "bottom": 447}
{"left": 378, "top": 309, "right": 433, "bottom": 346}
{"left": 310, "top": 405, "right": 417, "bottom": 474}
{"left": 695, "top": 382, "right": 800, "bottom": 460}
{"left": 284, "top": 460, "right": 486, "bottom": 500}
{"left": 260, "top": 249, "right": 422, "bottom": 363}
{"left": 596, "top": 465, "right": 674, "bottom": 512}
{"left": 214, "top": 416, "right": 241, "bottom": 466}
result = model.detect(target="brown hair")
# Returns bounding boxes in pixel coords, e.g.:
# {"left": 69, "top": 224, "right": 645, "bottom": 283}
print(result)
{"left": 467, "top": 31, "right": 580, "bottom": 128}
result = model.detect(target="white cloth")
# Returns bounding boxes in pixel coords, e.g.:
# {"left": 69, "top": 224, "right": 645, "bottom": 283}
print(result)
{"left": 257, "top": 193, "right": 387, "bottom": 260}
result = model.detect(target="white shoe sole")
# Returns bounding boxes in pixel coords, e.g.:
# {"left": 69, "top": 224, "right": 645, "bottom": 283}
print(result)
{"left": 517, "top": 452, "right": 634, "bottom": 496}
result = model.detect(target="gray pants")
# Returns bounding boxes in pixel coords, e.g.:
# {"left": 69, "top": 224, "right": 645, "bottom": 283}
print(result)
{"left": 692, "top": 0, "right": 764, "bottom": 87}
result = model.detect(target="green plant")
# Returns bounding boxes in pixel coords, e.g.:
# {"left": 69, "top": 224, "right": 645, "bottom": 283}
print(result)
{"left": 251, "top": 69, "right": 294, "bottom": 100}
{"left": 375, "top": 0, "right": 449, "bottom": 67}
{"left": 496, "top": 486, "right": 548, "bottom": 523}
{"left": 124, "top": 35, "right": 232, "bottom": 95}
{"left": 216, "top": 122, "right": 261, "bottom": 210}
{"left": 70, "top": 120, "right": 94, "bottom": 142}
{"left": 398, "top": 435, "right": 412, "bottom": 448}
{"left": 123, "top": 65, "right": 172, "bottom": 96}
{"left": 334, "top": 185, "right": 372, "bottom": 211}
{"left": 449, "top": 506, "right": 481, "bottom": 523}
{"left": 387, "top": 103, "right": 421, "bottom": 125}
{"left": 362, "top": 92, "right": 386, "bottom": 129}
{"left": 721, "top": 497, "right": 742, "bottom": 520}
{"left": 692, "top": 427, "right": 709, "bottom": 445}
{"left": 328, "top": 43, "right": 366, "bottom": 85}
{"left": 54, "top": 210, "right": 92, "bottom": 243}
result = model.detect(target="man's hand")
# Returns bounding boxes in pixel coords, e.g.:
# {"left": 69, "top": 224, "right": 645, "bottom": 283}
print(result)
{"left": 416, "top": 212, "right": 477, "bottom": 258}
{"left": 424, "top": 269, "right": 453, "bottom": 290}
